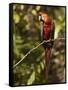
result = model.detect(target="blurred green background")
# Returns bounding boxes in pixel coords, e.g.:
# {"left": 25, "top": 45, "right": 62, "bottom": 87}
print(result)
{"left": 12, "top": 4, "right": 66, "bottom": 86}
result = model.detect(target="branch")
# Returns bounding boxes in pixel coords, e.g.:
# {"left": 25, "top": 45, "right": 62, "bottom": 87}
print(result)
{"left": 13, "top": 38, "right": 65, "bottom": 68}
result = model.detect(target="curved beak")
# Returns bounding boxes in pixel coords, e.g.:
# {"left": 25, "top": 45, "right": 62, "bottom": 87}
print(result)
{"left": 38, "top": 15, "right": 42, "bottom": 21}
{"left": 38, "top": 15, "right": 44, "bottom": 23}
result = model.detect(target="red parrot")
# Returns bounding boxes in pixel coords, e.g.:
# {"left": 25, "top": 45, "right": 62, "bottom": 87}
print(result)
{"left": 38, "top": 12, "right": 55, "bottom": 80}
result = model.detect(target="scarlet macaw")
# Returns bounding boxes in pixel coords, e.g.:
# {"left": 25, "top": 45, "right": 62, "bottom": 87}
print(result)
{"left": 38, "top": 12, "right": 55, "bottom": 80}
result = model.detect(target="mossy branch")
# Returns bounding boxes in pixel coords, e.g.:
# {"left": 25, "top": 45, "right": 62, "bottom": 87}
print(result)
{"left": 13, "top": 38, "right": 65, "bottom": 68}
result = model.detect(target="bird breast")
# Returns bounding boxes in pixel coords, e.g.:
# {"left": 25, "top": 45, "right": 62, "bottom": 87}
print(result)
{"left": 43, "top": 24, "right": 52, "bottom": 40}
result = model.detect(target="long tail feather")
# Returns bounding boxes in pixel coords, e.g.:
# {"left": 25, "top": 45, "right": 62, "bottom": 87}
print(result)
{"left": 44, "top": 48, "right": 52, "bottom": 80}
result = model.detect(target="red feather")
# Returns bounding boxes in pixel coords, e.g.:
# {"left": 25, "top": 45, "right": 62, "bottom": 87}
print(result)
{"left": 43, "top": 21, "right": 52, "bottom": 40}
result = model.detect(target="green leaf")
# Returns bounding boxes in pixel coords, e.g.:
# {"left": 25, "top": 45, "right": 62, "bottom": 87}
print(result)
{"left": 37, "top": 65, "right": 41, "bottom": 74}
{"left": 40, "top": 62, "right": 44, "bottom": 70}
{"left": 13, "top": 12, "right": 20, "bottom": 24}
{"left": 27, "top": 71, "right": 35, "bottom": 85}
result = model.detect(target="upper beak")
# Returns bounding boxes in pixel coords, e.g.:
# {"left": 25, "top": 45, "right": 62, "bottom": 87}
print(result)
{"left": 38, "top": 15, "right": 42, "bottom": 21}
{"left": 38, "top": 15, "right": 44, "bottom": 23}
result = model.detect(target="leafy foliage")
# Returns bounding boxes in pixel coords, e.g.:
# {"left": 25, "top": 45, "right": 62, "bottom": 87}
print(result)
{"left": 27, "top": 70, "right": 35, "bottom": 85}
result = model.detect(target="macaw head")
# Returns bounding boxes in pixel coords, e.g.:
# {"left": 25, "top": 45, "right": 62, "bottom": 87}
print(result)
{"left": 38, "top": 12, "right": 51, "bottom": 23}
